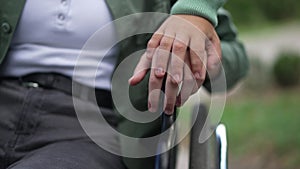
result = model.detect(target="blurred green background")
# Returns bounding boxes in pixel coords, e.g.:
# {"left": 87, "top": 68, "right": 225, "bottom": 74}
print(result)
{"left": 221, "top": 0, "right": 300, "bottom": 169}
{"left": 224, "top": 0, "right": 300, "bottom": 28}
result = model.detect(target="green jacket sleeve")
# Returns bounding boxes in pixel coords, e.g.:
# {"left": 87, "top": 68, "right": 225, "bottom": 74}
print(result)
{"left": 171, "top": 0, "right": 226, "bottom": 26}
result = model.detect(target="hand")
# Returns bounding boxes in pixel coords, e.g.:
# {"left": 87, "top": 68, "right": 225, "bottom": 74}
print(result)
{"left": 129, "top": 15, "right": 222, "bottom": 115}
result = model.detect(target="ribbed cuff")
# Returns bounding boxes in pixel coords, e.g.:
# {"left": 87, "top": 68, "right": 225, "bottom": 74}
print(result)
{"left": 170, "top": 0, "right": 225, "bottom": 26}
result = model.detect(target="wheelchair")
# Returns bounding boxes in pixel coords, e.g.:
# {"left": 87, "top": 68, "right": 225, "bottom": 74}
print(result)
{"left": 155, "top": 104, "right": 228, "bottom": 169}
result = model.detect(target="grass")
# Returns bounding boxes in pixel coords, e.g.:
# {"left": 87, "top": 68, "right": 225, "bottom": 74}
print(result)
{"left": 221, "top": 86, "right": 300, "bottom": 169}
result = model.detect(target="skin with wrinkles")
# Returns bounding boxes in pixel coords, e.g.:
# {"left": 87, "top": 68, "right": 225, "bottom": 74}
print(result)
{"left": 129, "top": 15, "right": 222, "bottom": 115}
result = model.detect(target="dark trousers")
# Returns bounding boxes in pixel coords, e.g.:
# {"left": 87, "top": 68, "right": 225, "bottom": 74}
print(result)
{"left": 0, "top": 78, "right": 126, "bottom": 169}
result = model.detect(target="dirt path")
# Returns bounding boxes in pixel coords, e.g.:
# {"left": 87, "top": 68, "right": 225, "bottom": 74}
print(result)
{"left": 241, "top": 23, "right": 300, "bottom": 66}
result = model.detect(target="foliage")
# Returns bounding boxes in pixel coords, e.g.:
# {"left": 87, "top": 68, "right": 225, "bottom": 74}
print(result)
{"left": 273, "top": 52, "right": 300, "bottom": 87}
{"left": 224, "top": 0, "right": 300, "bottom": 26}
{"left": 244, "top": 58, "right": 271, "bottom": 90}
{"left": 222, "top": 87, "right": 300, "bottom": 169}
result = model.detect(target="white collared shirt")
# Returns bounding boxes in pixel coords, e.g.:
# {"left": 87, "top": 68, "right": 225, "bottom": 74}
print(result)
{"left": 0, "top": 0, "right": 118, "bottom": 90}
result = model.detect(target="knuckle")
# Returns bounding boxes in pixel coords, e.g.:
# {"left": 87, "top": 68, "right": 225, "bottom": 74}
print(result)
{"left": 147, "top": 40, "right": 157, "bottom": 49}
{"left": 191, "top": 60, "right": 202, "bottom": 69}
{"left": 165, "top": 98, "right": 175, "bottom": 108}
{"left": 153, "top": 32, "right": 162, "bottom": 38}
{"left": 173, "top": 42, "right": 186, "bottom": 53}
{"left": 160, "top": 42, "right": 169, "bottom": 49}
{"left": 152, "top": 33, "right": 162, "bottom": 41}
{"left": 160, "top": 39, "right": 171, "bottom": 49}
{"left": 194, "top": 50, "right": 206, "bottom": 57}
{"left": 149, "top": 76, "right": 160, "bottom": 87}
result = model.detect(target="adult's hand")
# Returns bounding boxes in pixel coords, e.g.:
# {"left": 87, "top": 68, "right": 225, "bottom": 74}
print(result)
{"left": 129, "top": 15, "right": 222, "bottom": 115}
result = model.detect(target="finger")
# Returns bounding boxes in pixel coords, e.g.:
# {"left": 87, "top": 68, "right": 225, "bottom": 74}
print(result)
{"left": 129, "top": 33, "right": 164, "bottom": 86}
{"left": 186, "top": 55, "right": 202, "bottom": 91}
{"left": 177, "top": 83, "right": 200, "bottom": 107}
{"left": 153, "top": 35, "right": 175, "bottom": 78}
{"left": 148, "top": 65, "right": 163, "bottom": 112}
{"left": 170, "top": 35, "right": 188, "bottom": 84}
{"left": 146, "top": 33, "right": 164, "bottom": 60}
{"left": 208, "top": 31, "right": 222, "bottom": 65}
{"left": 176, "top": 57, "right": 197, "bottom": 106}
{"left": 189, "top": 37, "right": 207, "bottom": 86}
{"left": 164, "top": 74, "right": 181, "bottom": 115}
{"left": 129, "top": 53, "right": 151, "bottom": 85}
{"left": 148, "top": 35, "right": 174, "bottom": 112}
{"left": 162, "top": 35, "right": 187, "bottom": 114}
{"left": 206, "top": 38, "right": 221, "bottom": 70}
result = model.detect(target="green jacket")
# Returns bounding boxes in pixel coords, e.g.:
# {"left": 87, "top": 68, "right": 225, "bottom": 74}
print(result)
{"left": 116, "top": 8, "right": 249, "bottom": 169}
{"left": 0, "top": 0, "right": 248, "bottom": 169}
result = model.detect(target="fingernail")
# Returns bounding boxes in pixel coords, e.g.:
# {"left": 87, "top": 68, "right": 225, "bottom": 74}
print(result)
{"left": 194, "top": 72, "right": 201, "bottom": 79}
{"left": 155, "top": 67, "right": 165, "bottom": 76}
{"left": 128, "top": 75, "right": 135, "bottom": 83}
{"left": 128, "top": 77, "right": 133, "bottom": 83}
{"left": 149, "top": 102, "right": 157, "bottom": 113}
{"left": 172, "top": 74, "right": 181, "bottom": 83}
{"left": 164, "top": 109, "right": 173, "bottom": 115}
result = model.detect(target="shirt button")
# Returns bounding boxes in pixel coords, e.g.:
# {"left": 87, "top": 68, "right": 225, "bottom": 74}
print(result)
{"left": 58, "top": 13, "right": 65, "bottom": 21}
{"left": 61, "top": 0, "right": 67, "bottom": 6}
{"left": 1, "top": 22, "right": 11, "bottom": 33}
